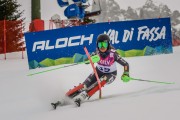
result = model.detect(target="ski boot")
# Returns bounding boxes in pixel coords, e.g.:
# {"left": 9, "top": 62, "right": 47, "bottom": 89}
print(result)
{"left": 72, "top": 91, "right": 89, "bottom": 107}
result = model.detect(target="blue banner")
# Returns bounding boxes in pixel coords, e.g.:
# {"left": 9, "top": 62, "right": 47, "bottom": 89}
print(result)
{"left": 25, "top": 18, "right": 173, "bottom": 69}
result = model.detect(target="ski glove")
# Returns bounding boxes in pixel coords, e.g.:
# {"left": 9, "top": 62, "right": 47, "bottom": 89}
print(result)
{"left": 84, "top": 55, "right": 100, "bottom": 64}
{"left": 121, "top": 72, "right": 131, "bottom": 82}
{"left": 84, "top": 60, "right": 90, "bottom": 64}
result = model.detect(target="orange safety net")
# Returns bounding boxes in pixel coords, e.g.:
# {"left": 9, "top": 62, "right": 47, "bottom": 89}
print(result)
{"left": 0, "top": 20, "right": 24, "bottom": 54}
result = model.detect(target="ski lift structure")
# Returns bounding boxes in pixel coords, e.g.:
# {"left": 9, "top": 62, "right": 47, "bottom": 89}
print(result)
{"left": 50, "top": 0, "right": 101, "bottom": 28}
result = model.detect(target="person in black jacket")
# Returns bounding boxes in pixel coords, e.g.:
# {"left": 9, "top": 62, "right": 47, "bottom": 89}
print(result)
{"left": 51, "top": 34, "right": 131, "bottom": 108}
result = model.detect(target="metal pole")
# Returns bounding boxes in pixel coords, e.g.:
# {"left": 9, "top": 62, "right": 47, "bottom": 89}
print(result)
{"left": 31, "top": 0, "right": 41, "bottom": 20}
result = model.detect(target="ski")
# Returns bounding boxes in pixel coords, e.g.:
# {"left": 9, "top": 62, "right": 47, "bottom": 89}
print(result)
{"left": 51, "top": 101, "right": 61, "bottom": 110}
{"left": 51, "top": 99, "right": 82, "bottom": 109}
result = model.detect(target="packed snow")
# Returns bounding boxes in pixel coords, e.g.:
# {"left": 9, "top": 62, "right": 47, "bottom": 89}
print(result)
{"left": 2, "top": 0, "right": 180, "bottom": 119}
{"left": 0, "top": 47, "right": 180, "bottom": 120}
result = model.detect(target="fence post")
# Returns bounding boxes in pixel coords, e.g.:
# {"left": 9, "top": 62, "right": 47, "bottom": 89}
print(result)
{"left": 3, "top": 18, "right": 6, "bottom": 60}
{"left": 49, "top": 20, "right": 53, "bottom": 30}
{"left": 61, "top": 20, "right": 65, "bottom": 28}
{"left": 21, "top": 20, "right": 24, "bottom": 59}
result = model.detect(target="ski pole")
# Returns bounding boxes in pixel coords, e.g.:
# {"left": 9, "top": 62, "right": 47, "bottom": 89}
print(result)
{"left": 27, "top": 55, "right": 100, "bottom": 76}
{"left": 27, "top": 63, "right": 79, "bottom": 76}
{"left": 130, "top": 77, "right": 175, "bottom": 84}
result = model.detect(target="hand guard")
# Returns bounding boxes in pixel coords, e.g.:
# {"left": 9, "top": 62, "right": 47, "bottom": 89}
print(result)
{"left": 84, "top": 55, "right": 100, "bottom": 64}
{"left": 121, "top": 72, "right": 131, "bottom": 82}
{"left": 84, "top": 60, "right": 90, "bottom": 64}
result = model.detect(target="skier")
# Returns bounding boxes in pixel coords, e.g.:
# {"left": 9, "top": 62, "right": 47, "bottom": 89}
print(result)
{"left": 51, "top": 34, "right": 130, "bottom": 109}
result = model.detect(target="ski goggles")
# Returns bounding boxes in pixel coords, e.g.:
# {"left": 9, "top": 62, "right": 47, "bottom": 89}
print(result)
{"left": 98, "top": 41, "right": 108, "bottom": 48}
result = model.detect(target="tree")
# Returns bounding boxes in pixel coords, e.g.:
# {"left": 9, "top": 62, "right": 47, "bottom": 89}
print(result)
{"left": 0, "top": 0, "right": 24, "bottom": 53}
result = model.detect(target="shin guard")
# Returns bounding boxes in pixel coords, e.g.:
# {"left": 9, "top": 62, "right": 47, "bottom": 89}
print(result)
{"left": 66, "top": 83, "right": 84, "bottom": 97}
{"left": 87, "top": 80, "right": 106, "bottom": 97}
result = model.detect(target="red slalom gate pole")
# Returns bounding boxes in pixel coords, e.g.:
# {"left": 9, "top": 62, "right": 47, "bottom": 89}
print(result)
{"left": 84, "top": 47, "right": 102, "bottom": 99}
{"left": 3, "top": 18, "right": 6, "bottom": 60}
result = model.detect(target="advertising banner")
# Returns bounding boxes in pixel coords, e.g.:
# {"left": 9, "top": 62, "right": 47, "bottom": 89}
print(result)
{"left": 25, "top": 17, "right": 173, "bottom": 69}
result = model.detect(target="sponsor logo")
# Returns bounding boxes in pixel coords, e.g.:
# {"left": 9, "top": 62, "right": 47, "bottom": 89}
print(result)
{"left": 99, "top": 60, "right": 111, "bottom": 66}
{"left": 104, "top": 29, "right": 120, "bottom": 44}
{"left": 32, "top": 34, "right": 93, "bottom": 52}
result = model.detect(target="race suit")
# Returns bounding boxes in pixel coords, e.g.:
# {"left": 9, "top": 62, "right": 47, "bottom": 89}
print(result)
{"left": 83, "top": 49, "right": 129, "bottom": 92}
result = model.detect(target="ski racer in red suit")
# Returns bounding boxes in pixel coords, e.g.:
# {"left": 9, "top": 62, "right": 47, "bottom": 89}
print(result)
{"left": 51, "top": 34, "right": 130, "bottom": 108}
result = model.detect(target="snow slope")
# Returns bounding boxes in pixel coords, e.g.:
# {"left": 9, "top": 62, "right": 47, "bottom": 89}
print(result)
{"left": 0, "top": 47, "right": 180, "bottom": 120}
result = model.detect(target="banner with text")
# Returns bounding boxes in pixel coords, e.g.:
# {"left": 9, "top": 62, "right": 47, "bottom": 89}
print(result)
{"left": 25, "top": 17, "right": 173, "bottom": 69}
